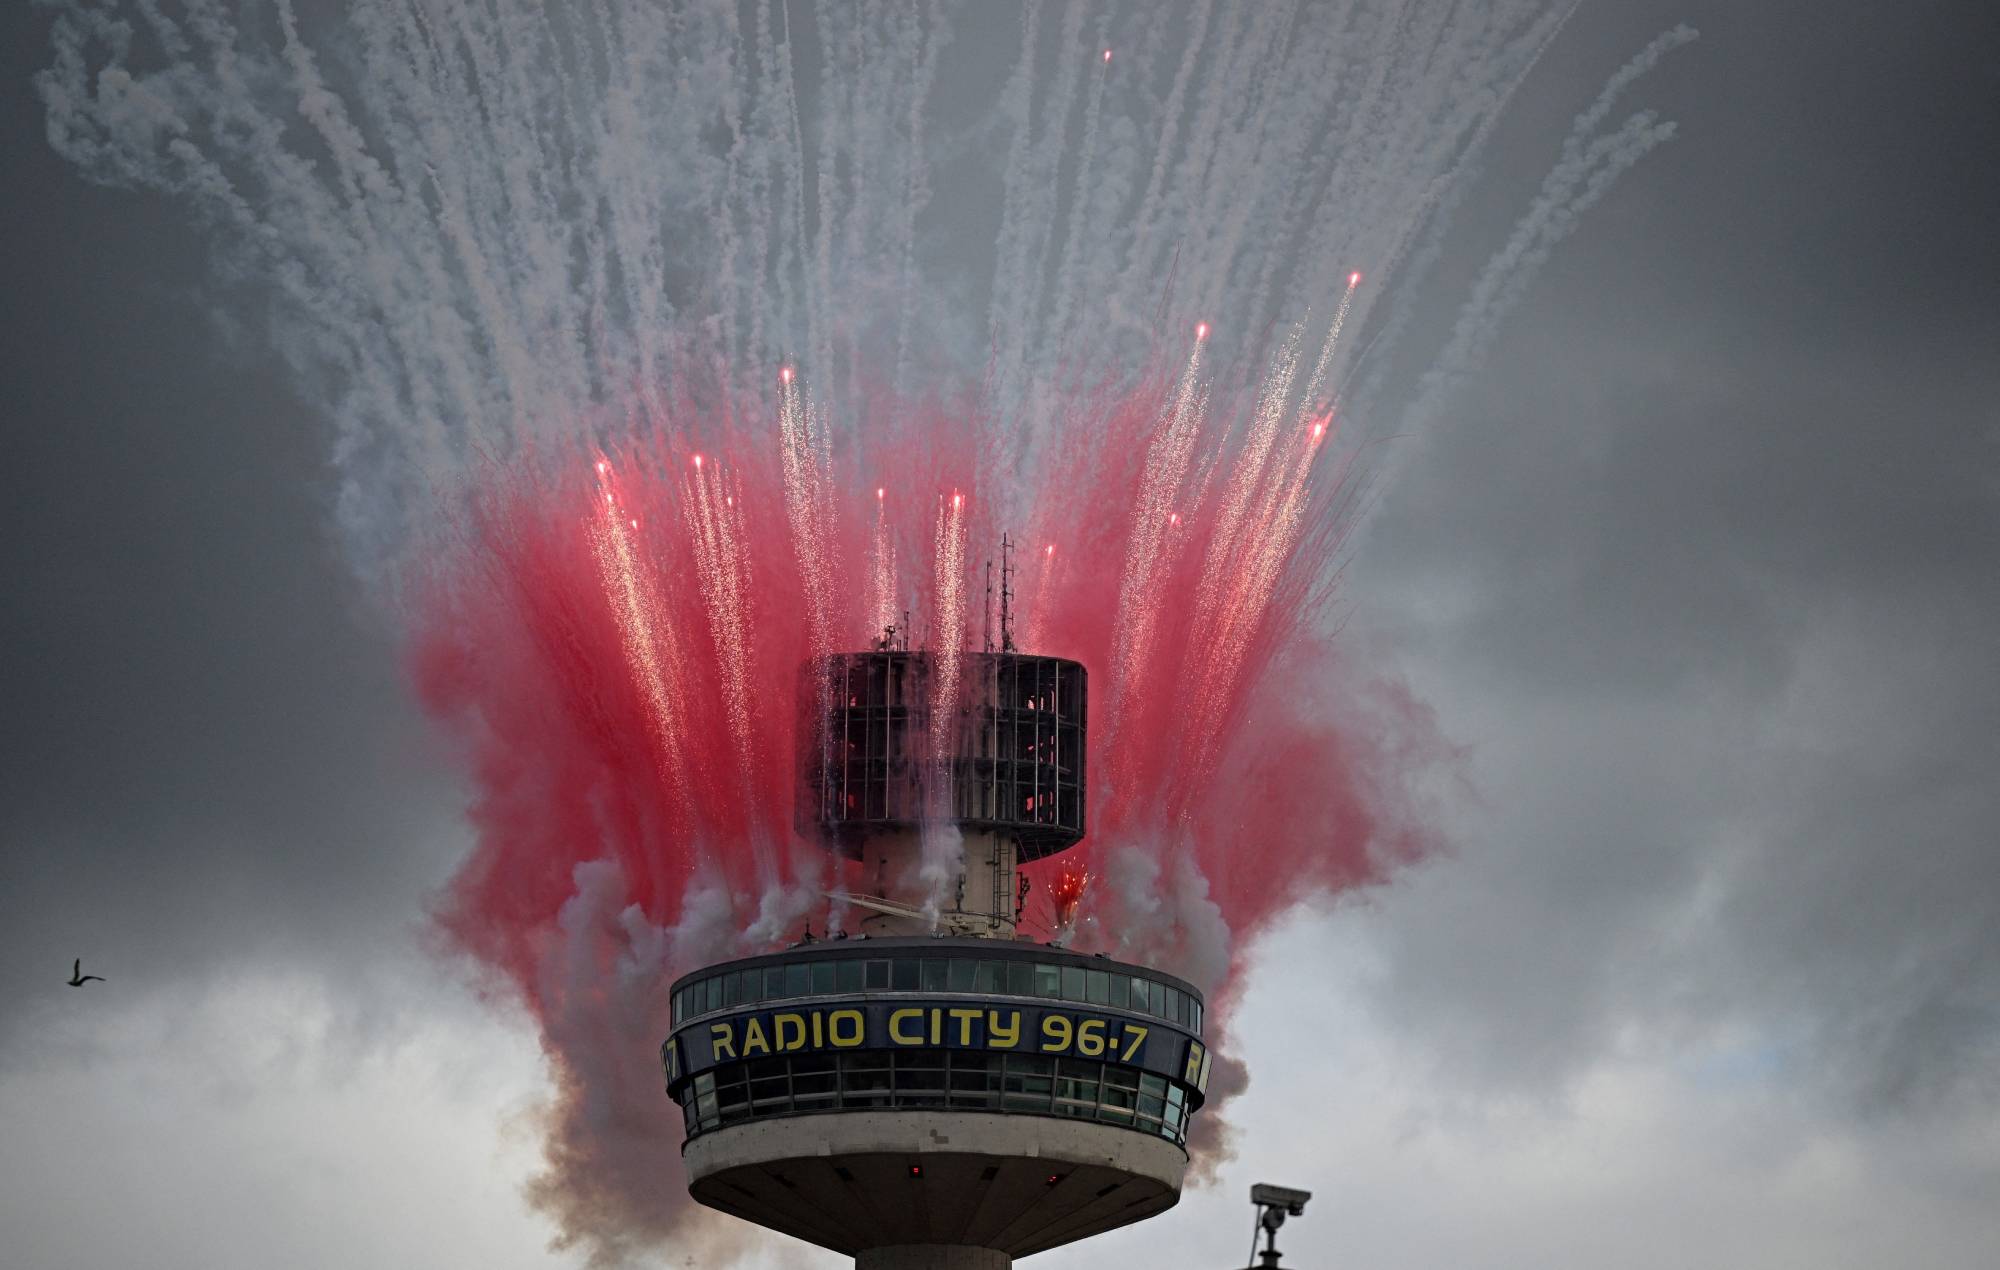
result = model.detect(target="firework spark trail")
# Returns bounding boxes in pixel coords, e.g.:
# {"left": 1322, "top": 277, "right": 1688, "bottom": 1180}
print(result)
{"left": 892, "top": 4, "right": 949, "bottom": 411}
{"left": 777, "top": 369, "right": 837, "bottom": 659}
{"left": 1023, "top": 540, "right": 1062, "bottom": 651}
{"left": 807, "top": 0, "right": 849, "bottom": 418}
{"left": 1110, "top": 0, "right": 1214, "bottom": 330}
{"left": 681, "top": 454, "right": 767, "bottom": 877}
{"left": 1235, "top": 8, "right": 1365, "bottom": 344}
{"left": 922, "top": 489, "right": 971, "bottom": 919}
{"left": 589, "top": 459, "right": 689, "bottom": 814}
{"left": 1106, "top": 331, "right": 1209, "bottom": 754}
{"left": 704, "top": 4, "right": 754, "bottom": 377}
{"left": 986, "top": 0, "right": 1048, "bottom": 431}
{"left": 1035, "top": 8, "right": 1115, "bottom": 391}
{"left": 1180, "top": 410, "right": 1352, "bottom": 793}
{"left": 869, "top": 487, "right": 898, "bottom": 643}
{"left": 1179, "top": 3, "right": 1300, "bottom": 326}
{"left": 1003, "top": 4, "right": 1110, "bottom": 485}
{"left": 1176, "top": 299, "right": 1371, "bottom": 799}
{"left": 1301, "top": 271, "right": 1363, "bottom": 410}
{"left": 1426, "top": 25, "right": 1699, "bottom": 398}
{"left": 1189, "top": 325, "right": 1304, "bottom": 645}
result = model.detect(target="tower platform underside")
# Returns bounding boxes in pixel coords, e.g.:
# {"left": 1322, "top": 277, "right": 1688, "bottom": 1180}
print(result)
{"left": 686, "top": 1109, "right": 1184, "bottom": 1259}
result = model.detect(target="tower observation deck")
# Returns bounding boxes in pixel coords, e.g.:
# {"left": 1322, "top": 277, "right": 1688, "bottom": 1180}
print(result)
{"left": 663, "top": 642, "right": 1213, "bottom": 1269}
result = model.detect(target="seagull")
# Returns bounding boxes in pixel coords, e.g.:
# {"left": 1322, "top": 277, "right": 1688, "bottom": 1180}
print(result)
{"left": 67, "top": 959, "right": 105, "bottom": 987}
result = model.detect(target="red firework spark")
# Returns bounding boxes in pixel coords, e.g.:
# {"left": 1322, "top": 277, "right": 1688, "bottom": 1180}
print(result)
{"left": 1051, "top": 860, "right": 1091, "bottom": 930}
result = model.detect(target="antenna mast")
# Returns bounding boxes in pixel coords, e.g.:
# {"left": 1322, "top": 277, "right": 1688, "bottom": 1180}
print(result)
{"left": 1000, "top": 533, "right": 1017, "bottom": 652}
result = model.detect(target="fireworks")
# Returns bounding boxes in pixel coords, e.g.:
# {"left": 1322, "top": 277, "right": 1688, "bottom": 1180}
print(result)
{"left": 1051, "top": 860, "right": 1092, "bottom": 932}
{"left": 39, "top": 0, "right": 1698, "bottom": 1251}
{"left": 421, "top": 315, "right": 1403, "bottom": 967}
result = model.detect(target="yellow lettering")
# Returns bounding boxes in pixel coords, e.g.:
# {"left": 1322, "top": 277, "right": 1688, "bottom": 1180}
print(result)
{"left": 829, "top": 1009, "right": 865, "bottom": 1047}
{"left": 988, "top": 1010, "right": 1021, "bottom": 1049}
{"left": 741, "top": 1017, "right": 770, "bottom": 1057}
{"left": 1041, "top": 1014, "right": 1073, "bottom": 1052}
{"left": 710, "top": 1022, "right": 736, "bottom": 1061}
{"left": 774, "top": 1013, "right": 807, "bottom": 1052}
{"left": 930, "top": 1008, "right": 942, "bottom": 1045}
{"left": 890, "top": 1008, "right": 925, "bottom": 1045}
{"left": 1120, "top": 1026, "right": 1149, "bottom": 1063}
{"left": 812, "top": 1012, "right": 824, "bottom": 1048}
{"left": 1077, "top": 1018, "right": 1107, "bottom": 1056}
{"left": 949, "top": 1007, "right": 982, "bottom": 1046}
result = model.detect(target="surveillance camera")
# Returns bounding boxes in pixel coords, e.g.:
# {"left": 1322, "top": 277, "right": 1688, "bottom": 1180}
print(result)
{"left": 1250, "top": 1183, "right": 1311, "bottom": 1216}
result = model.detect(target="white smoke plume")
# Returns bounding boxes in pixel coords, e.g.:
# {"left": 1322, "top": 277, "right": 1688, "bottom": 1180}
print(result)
{"left": 35, "top": 1, "right": 1646, "bottom": 559}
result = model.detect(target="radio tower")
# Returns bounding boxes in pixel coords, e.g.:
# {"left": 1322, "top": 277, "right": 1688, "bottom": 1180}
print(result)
{"left": 661, "top": 592, "right": 1213, "bottom": 1268}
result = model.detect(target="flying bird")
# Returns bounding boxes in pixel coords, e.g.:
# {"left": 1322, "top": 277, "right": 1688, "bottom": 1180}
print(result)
{"left": 67, "top": 959, "right": 104, "bottom": 987}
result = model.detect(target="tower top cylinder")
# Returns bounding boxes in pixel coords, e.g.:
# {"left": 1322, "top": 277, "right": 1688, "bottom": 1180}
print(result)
{"left": 801, "top": 650, "right": 1087, "bottom": 861}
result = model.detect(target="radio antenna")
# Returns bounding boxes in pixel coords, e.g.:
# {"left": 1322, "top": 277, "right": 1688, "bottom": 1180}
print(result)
{"left": 1000, "top": 533, "right": 1017, "bottom": 652}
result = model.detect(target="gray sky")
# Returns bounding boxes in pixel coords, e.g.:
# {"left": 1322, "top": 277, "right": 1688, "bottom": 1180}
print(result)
{"left": 3, "top": 2, "right": 1997, "bottom": 1269}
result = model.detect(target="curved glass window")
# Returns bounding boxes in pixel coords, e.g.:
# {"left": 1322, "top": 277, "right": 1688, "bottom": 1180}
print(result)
{"left": 670, "top": 956, "right": 1204, "bottom": 1039}
{"left": 1085, "top": 968, "right": 1110, "bottom": 1006}
{"left": 677, "top": 1051, "right": 1197, "bottom": 1147}
{"left": 1034, "top": 964, "right": 1061, "bottom": 997}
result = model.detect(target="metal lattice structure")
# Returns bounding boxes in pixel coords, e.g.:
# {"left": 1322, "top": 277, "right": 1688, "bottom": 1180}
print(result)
{"left": 801, "top": 650, "right": 1087, "bottom": 860}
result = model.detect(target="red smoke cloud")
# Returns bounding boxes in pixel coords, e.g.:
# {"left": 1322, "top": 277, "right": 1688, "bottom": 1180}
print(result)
{"left": 409, "top": 361, "right": 1447, "bottom": 1257}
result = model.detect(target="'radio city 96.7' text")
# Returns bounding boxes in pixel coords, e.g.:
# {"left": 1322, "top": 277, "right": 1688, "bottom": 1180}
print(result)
{"left": 703, "top": 1006, "right": 1149, "bottom": 1063}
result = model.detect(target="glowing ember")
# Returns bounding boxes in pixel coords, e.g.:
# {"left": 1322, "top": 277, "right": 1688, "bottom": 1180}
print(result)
{"left": 1051, "top": 860, "right": 1091, "bottom": 931}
